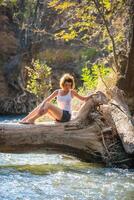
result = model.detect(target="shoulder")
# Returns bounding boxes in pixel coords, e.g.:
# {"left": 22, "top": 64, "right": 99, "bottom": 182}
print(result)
{"left": 70, "top": 89, "right": 77, "bottom": 94}
{"left": 52, "top": 89, "right": 59, "bottom": 96}
{"left": 54, "top": 88, "right": 62, "bottom": 95}
{"left": 70, "top": 89, "right": 77, "bottom": 97}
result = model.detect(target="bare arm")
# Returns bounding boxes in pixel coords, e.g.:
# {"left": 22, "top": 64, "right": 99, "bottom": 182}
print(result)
{"left": 41, "top": 90, "right": 58, "bottom": 106}
{"left": 71, "top": 89, "right": 94, "bottom": 101}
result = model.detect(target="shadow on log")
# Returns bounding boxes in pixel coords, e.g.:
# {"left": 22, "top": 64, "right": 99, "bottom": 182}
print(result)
{"left": 0, "top": 88, "right": 134, "bottom": 168}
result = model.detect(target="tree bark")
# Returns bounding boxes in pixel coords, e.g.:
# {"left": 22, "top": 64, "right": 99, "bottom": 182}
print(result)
{"left": 108, "top": 87, "right": 134, "bottom": 154}
{"left": 124, "top": 0, "right": 134, "bottom": 95}
{"left": 117, "top": 0, "right": 134, "bottom": 112}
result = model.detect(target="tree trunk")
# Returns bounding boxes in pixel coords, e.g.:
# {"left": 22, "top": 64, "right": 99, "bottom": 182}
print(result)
{"left": 117, "top": 0, "right": 134, "bottom": 112}
{"left": 0, "top": 90, "right": 134, "bottom": 168}
{"left": 124, "top": 0, "right": 134, "bottom": 96}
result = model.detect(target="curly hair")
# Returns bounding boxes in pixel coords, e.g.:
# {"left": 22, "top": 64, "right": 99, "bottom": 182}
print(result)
{"left": 60, "top": 73, "right": 75, "bottom": 89}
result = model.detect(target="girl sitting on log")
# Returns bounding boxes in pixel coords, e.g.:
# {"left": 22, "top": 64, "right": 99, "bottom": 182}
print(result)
{"left": 19, "top": 73, "right": 92, "bottom": 124}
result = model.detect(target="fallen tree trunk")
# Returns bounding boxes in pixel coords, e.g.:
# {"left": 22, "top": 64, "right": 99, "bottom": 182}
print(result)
{"left": 0, "top": 89, "right": 134, "bottom": 168}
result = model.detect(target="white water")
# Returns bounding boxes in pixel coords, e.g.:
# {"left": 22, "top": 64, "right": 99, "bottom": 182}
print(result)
{"left": 0, "top": 115, "right": 134, "bottom": 200}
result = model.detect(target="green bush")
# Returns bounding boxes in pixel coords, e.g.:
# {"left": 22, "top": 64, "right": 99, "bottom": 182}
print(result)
{"left": 26, "top": 59, "right": 52, "bottom": 100}
{"left": 78, "top": 63, "right": 111, "bottom": 95}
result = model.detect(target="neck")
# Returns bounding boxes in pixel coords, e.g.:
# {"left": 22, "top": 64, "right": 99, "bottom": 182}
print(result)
{"left": 63, "top": 89, "right": 69, "bottom": 92}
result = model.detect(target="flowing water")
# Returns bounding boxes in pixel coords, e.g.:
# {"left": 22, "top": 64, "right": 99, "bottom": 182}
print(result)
{"left": 0, "top": 116, "right": 134, "bottom": 200}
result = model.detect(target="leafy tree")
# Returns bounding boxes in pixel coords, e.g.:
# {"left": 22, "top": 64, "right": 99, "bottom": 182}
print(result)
{"left": 26, "top": 59, "right": 52, "bottom": 101}
{"left": 48, "top": 0, "right": 126, "bottom": 73}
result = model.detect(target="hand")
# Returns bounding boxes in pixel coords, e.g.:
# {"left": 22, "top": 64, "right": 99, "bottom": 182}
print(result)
{"left": 85, "top": 92, "right": 96, "bottom": 101}
{"left": 87, "top": 91, "right": 96, "bottom": 96}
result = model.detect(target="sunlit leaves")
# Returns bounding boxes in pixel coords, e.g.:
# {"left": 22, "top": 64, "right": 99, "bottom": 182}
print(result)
{"left": 26, "top": 59, "right": 52, "bottom": 99}
{"left": 81, "top": 65, "right": 97, "bottom": 90}
{"left": 80, "top": 63, "right": 111, "bottom": 92}
{"left": 102, "top": 0, "right": 111, "bottom": 10}
{"left": 55, "top": 29, "right": 78, "bottom": 41}
{"left": 48, "top": 0, "right": 126, "bottom": 53}
{"left": 48, "top": 0, "right": 97, "bottom": 42}
{"left": 92, "top": 63, "right": 111, "bottom": 77}
{"left": 48, "top": 0, "right": 76, "bottom": 14}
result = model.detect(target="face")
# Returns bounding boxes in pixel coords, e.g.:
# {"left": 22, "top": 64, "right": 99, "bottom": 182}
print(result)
{"left": 63, "top": 81, "right": 72, "bottom": 91}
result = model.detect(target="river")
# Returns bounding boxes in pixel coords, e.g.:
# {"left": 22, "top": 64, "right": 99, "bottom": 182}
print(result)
{"left": 0, "top": 115, "right": 134, "bottom": 200}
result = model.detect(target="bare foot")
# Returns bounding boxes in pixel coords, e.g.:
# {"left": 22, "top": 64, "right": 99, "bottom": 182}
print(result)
{"left": 19, "top": 120, "right": 35, "bottom": 124}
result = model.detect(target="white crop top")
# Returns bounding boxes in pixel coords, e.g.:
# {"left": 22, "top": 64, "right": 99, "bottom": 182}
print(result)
{"left": 57, "top": 89, "right": 73, "bottom": 114}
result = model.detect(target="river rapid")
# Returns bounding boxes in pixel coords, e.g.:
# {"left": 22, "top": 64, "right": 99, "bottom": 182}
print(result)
{"left": 0, "top": 115, "right": 134, "bottom": 200}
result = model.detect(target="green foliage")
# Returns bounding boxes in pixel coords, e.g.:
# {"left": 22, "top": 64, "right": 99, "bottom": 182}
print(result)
{"left": 80, "top": 65, "right": 97, "bottom": 92}
{"left": 48, "top": 0, "right": 76, "bottom": 14}
{"left": 26, "top": 59, "right": 52, "bottom": 99}
{"left": 0, "top": 0, "right": 17, "bottom": 5}
{"left": 80, "top": 48, "right": 98, "bottom": 61}
{"left": 78, "top": 63, "right": 111, "bottom": 94}
{"left": 48, "top": 0, "right": 96, "bottom": 42}
{"left": 102, "top": 0, "right": 111, "bottom": 10}
{"left": 55, "top": 30, "right": 78, "bottom": 42}
{"left": 48, "top": 0, "right": 126, "bottom": 73}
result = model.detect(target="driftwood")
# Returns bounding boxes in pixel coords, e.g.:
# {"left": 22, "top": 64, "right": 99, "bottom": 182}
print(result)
{"left": 0, "top": 89, "right": 134, "bottom": 168}
{"left": 109, "top": 87, "right": 134, "bottom": 154}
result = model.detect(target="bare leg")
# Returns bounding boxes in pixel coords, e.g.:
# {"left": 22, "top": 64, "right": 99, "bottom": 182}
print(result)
{"left": 47, "top": 110, "right": 58, "bottom": 120}
{"left": 20, "top": 102, "right": 44, "bottom": 123}
{"left": 20, "top": 102, "right": 63, "bottom": 124}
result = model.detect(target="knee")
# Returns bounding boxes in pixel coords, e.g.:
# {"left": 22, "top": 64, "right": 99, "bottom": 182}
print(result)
{"left": 38, "top": 108, "right": 44, "bottom": 115}
{"left": 45, "top": 102, "right": 50, "bottom": 106}
{"left": 45, "top": 102, "right": 51, "bottom": 109}
{"left": 38, "top": 102, "right": 50, "bottom": 114}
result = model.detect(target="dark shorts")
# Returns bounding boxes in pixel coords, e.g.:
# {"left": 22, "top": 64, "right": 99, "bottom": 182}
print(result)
{"left": 56, "top": 110, "right": 71, "bottom": 122}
